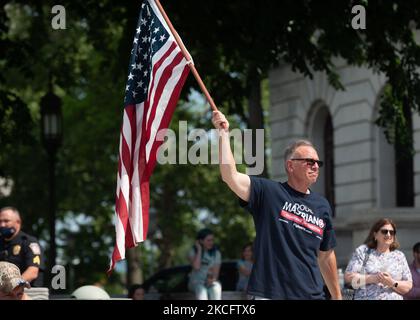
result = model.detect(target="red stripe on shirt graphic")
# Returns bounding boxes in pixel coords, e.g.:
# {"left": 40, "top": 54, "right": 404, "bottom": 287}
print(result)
{"left": 280, "top": 210, "right": 324, "bottom": 236}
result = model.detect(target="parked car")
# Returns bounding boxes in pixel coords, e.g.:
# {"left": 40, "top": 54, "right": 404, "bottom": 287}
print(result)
{"left": 141, "top": 260, "right": 241, "bottom": 300}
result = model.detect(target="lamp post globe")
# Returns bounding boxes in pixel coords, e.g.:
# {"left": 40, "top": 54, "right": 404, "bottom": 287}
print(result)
{"left": 40, "top": 91, "right": 62, "bottom": 153}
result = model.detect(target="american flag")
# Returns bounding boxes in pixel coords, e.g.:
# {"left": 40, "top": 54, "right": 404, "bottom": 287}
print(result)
{"left": 109, "top": 0, "right": 190, "bottom": 271}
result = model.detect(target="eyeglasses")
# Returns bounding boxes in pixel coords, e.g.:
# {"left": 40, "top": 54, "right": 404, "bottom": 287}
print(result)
{"left": 379, "top": 229, "right": 396, "bottom": 236}
{"left": 290, "top": 158, "right": 324, "bottom": 168}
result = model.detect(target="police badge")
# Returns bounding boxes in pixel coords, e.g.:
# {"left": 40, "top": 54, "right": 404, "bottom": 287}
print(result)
{"left": 13, "top": 245, "right": 21, "bottom": 255}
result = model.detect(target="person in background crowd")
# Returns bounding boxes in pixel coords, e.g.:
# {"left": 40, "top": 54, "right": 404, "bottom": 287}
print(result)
{"left": 0, "top": 261, "right": 31, "bottom": 300}
{"left": 345, "top": 218, "right": 412, "bottom": 300}
{"left": 0, "top": 206, "right": 44, "bottom": 287}
{"left": 403, "top": 241, "right": 420, "bottom": 300}
{"left": 128, "top": 284, "right": 146, "bottom": 300}
{"left": 188, "top": 228, "right": 222, "bottom": 300}
{"left": 236, "top": 242, "right": 253, "bottom": 292}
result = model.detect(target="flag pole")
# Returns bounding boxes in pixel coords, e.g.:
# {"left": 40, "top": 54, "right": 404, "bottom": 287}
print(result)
{"left": 153, "top": 0, "right": 218, "bottom": 112}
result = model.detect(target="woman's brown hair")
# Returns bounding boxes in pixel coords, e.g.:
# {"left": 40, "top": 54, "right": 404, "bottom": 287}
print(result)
{"left": 364, "top": 218, "right": 400, "bottom": 251}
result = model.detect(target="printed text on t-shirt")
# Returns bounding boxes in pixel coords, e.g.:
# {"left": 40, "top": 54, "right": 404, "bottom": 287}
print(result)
{"left": 279, "top": 202, "right": 325, "bottom": 236}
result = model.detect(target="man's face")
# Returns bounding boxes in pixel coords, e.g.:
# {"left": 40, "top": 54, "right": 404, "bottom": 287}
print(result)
{"left": 287, "top": 146, "right": 320, "bottom": 186}
{"left": 0, "top": 209, "right": 20, "bottom": 231}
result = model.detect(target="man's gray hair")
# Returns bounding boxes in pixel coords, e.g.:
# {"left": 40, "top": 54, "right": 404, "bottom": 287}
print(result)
{"left": 283, "top": 139, "right": 315, "bottom": 162}
{"left": 283, "top": 140, "right": 315, "bottom": 174}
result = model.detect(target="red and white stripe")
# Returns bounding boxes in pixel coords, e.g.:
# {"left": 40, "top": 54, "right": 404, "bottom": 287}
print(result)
{"left": 109, "top": 1, "right": 190, "bottom": 272}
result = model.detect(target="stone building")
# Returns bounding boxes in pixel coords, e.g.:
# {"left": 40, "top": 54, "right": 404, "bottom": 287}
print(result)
{"left": 268, "top": 59, "right": 420, "bottom": 267}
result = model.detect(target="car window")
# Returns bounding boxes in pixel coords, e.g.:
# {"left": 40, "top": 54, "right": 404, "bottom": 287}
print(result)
{"left": 143, "top": 261, "right": 240, "bottom": 295}
{"left": 147, "top": 269, "right": 189, "bottom": 293}
{"left": 167, "top": 271, "right": 188, "bottom": 292}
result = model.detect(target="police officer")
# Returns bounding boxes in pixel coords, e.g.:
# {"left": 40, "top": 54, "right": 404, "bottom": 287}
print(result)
{"left": 0, "top": 206, "right": 43, "bottom": 287}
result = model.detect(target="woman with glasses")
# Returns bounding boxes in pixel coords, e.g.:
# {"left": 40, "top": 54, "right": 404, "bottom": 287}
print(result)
{"left": 344, "top": 218, "right": 412, "bottom": 299}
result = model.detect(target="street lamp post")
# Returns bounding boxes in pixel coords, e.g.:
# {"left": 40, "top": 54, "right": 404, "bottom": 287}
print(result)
{"left": 40, "top": 88, "right": 62, "bottom": 285}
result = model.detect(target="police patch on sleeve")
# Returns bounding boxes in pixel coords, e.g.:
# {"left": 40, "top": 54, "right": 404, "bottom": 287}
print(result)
{"left": 29, "top": 243, "right": 41, "bottom": 255}
{"left": 33, "top": 256, "right": 41, "bottom": 265}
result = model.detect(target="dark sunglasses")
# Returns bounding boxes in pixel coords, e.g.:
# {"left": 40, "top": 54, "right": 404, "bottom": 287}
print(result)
{"left": 379, "top": 229, "right": 395, "bottom": 236}
{"left": 290, "top": 158, "right": 324, "bottom": 168}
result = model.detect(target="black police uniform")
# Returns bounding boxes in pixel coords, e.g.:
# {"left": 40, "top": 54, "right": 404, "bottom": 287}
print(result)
{"left": 0, "top": 230, "right": 44, "bottom": 287}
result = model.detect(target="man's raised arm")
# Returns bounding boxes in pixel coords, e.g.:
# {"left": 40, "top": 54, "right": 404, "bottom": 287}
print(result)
{"left": 212, "top": 111, "right": 251, "bottom": 202}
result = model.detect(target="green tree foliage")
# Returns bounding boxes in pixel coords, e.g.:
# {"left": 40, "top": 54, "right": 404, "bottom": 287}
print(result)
{"left": 1, "top": 1, "right": 128, "bottom": 291}
{"left": 166, "top": 0, "right": 420, "bottom": 150}
{"left": 0, "top": 90, "right": 34, "bottom": 177}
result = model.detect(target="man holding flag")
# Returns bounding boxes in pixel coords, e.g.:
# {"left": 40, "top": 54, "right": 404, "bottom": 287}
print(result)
{"left": 109, "top": 0, "right": 342, "bottom": 301}
{"left": 212, "top": 111, "right": 342, "bottom": 300}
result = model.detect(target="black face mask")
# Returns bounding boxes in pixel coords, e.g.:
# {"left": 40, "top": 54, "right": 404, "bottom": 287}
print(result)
{"left": 0, "top": 227, "right": 16, "bottom": 239}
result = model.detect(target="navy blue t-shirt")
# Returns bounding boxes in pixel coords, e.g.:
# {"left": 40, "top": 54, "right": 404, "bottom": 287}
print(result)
{"left": 240, "top": 176, "right": 337, "bottom": 299}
